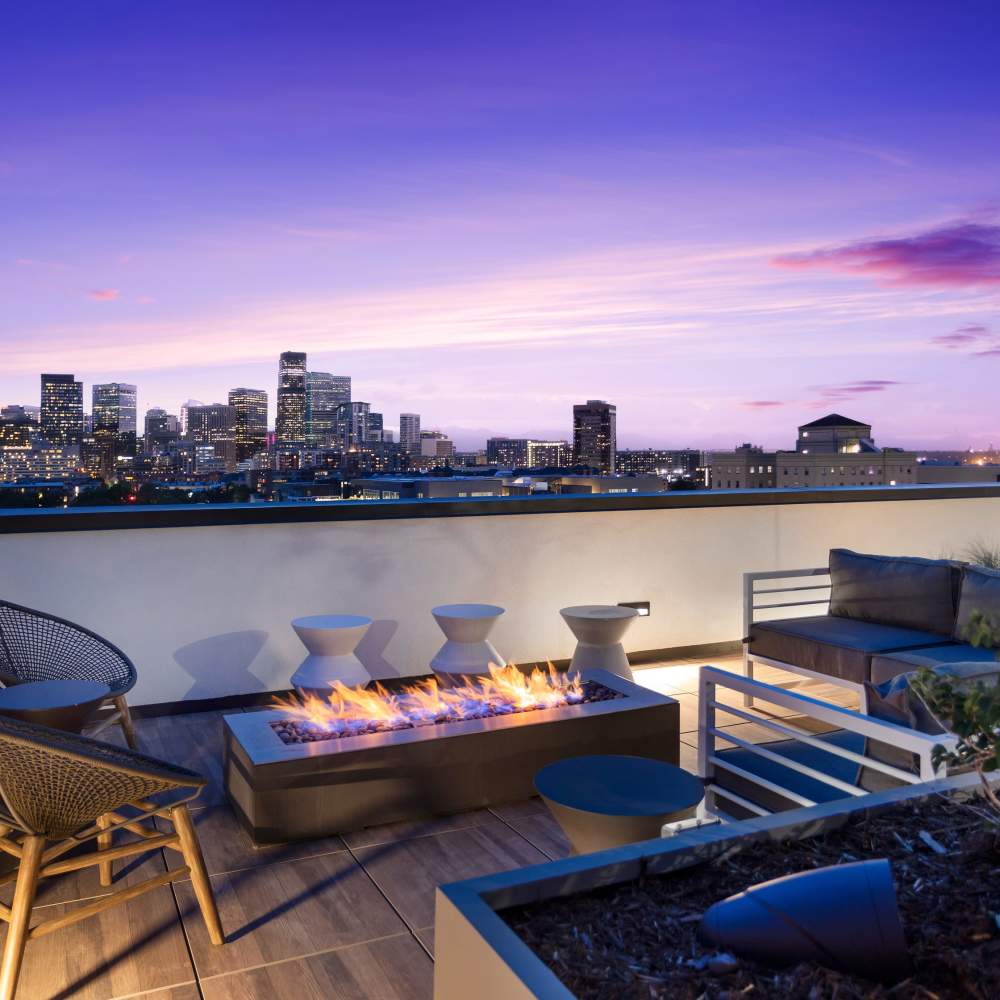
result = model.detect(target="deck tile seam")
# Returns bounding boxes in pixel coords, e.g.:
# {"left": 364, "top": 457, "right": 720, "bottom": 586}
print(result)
{"left": 191, "top": 929, "right": 420, "bottom": 985}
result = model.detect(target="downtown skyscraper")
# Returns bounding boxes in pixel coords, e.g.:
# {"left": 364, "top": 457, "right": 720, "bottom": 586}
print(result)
{"left": 40, "top": 373, "right": 84, "bottom": 446}
{"left": 306, "top": 372, "right": 351, "bottom": 447}
{"left": 275, "top": 351, "right": 307, "bottom": 448}
{"left": 572, "top": 399, "right": 617, "bottom": 473}
{"left": 229, "top": 387, "right": 268, "bottom": 460}
{"left": 92, "top": 382, "right": 138, "bottom": 455}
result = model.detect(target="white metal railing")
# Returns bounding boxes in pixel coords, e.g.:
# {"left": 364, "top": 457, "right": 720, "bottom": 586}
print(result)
{"left": 739, "top": 566, "right": 866, "bottom": 707}
{"left": 698, "top": 666, "right": 957, "bottom": 820}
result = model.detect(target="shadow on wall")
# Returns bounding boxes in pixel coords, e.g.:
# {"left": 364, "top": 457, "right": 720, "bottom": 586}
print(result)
{"left": 356, "top": 619, "right": 401, "bottom": 679}
{"left": 174, "top": 630, "right": 269, "bottom": 700}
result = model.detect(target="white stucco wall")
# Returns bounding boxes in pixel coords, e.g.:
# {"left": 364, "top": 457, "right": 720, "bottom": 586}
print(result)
{"left": 3, "top": 494, "right": 998, "bottom": 704}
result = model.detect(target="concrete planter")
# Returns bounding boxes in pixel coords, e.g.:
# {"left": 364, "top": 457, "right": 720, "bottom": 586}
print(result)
{"left": 433, "top": 771, "right": 990, "bottom": 1000}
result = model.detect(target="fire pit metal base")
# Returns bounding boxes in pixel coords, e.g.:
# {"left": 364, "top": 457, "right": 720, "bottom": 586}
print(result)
{"left": 223, "top": 669, "right": 679, "bottom": 844}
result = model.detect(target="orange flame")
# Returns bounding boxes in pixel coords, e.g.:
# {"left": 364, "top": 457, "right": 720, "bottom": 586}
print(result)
{"left": 274, "top": 662, "right": 584, "bottom": 738}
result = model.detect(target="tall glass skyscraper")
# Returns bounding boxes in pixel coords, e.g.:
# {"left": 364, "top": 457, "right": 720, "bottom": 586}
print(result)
{"left": 399, "top": 413, "right": 421, "bottom": 453}
{"left": 40, "top": 373, "right": 84, "bottom": 445}
{"left": 92, "top": 383, "right": 138, "bottom": 455}
{"left": 229, "top": 387, "right": 268, "bottom": 460}
{"left": 276, "top": 352, "right": 307, "bottom": 447}
{"left": 306, "top": 372, "right": 351, "bottom": 447}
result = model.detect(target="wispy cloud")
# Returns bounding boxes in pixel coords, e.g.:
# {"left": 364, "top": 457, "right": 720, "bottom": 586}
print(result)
{"left": 932, "top": 323, "right": 990, "bottom": 348}
{"left": 87, "top": 288, "right": 120, "bottom": 301}
{"left": 812, "top": 379, "right": 902, "bottom": 401}
{"left": 742, "top": 400, "right": 786, "bottom": 409}
{"left": 773, "top": 221, "right": 1000, "bottom": 288}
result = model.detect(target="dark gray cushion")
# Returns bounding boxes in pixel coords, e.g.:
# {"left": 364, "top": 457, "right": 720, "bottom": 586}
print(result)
{"left": 859, "top": 661, "right": 1000, "bottom": 792}
{"left": 955, "top": 563, "right": 1000, "bottom": 641}
{"left": 828, "top": 548, "right": 961, "bottom": 636}
{"left": 869, "top": 642, "right": 996, "bottom": 685}
{"left": 748, "top": 615, "right": 947, "bottom": 684}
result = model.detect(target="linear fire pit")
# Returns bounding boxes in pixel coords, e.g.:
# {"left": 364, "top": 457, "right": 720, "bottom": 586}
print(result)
{"left": 223, "top": 669, "right": 679, "bottom": 843}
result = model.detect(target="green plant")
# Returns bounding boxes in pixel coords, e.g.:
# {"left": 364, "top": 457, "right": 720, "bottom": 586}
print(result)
{"left": 963, "top": 539, "right": 1000, "bottom": 570}
{"left": 912, "top": 608, "right": 1000, "bottom": 817}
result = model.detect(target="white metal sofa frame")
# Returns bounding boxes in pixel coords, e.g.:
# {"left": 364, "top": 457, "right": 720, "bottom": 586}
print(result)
{"left": 698, "top": 666, "right": 957, "bottom": 821}
{"left": 741, "top": 566, "right": 866, "bottom": 707}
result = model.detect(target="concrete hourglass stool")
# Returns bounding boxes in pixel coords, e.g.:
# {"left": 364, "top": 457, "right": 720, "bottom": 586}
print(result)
{"left": 430, "top": 604, "right": 506, "bottom": 684}
{"left": 290, "top": 614, "right": 373, "bottom": 693}
{"left": 560, "top": 604, "right": 639, "bottom": 680}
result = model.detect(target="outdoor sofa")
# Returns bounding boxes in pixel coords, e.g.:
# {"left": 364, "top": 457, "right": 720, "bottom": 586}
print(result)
{"left": 745, "top": 548, "right": 1000, "bottom": 699}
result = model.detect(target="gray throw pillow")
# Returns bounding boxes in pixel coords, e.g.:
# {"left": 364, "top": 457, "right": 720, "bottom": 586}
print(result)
{"left": 828, "top": 548, "right": 961, "bottom": 636}
{"left": 955, "top": 563, "right": 1000, "bottom": 642}
{"left": 858, "top": 661, "right": 1000, "bottom": 792}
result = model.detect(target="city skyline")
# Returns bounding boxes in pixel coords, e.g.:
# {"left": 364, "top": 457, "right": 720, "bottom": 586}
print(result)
{"left": 4, "top": 3, "right": 1000, "bottom": 449}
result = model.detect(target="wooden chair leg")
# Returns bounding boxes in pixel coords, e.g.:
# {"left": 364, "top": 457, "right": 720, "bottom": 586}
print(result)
{"left": 170, "top": 805, "right": 224, "bottom": 945}
{"left": 97, "top": 814, "right": 113, "bottom": 887}
{"left": 0, "top": 835, "right": 44, "bottom": 1000}
{"left": 114, "top": 696, "right": 138, "bottom": 750}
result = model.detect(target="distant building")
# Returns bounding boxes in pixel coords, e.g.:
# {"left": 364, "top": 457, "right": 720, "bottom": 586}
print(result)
{"left": 399, "top": 413, "right": 421, "bottom": 453}
{"left": 179, "top": 400, "right": 204, "bottom": 436}
{"left": 549, "top": 474, "right": 666, "bottom": 495}
{"left": 418, "top": 431, "right": 454, "bottom": 465}
{"left": 617, "top": 449, "right": 700, "bottom": 479}
{"left": 795, "top": 413, "right": 872, "bottom": 454}
{"left": 40, "top": 374, "right": 84, "bottom": 445}
{"left": 353, "top": 476, "right": 503, "bottom": 500}
{"left": 143, "top": 409, "right": 181, "bottom": 452}
{"left": 709, "top": 414, "right": 918, "bottom": 489}
{"left": 186, "top": 403, "right": 237, "bottom": 472}
{"left": 486, "top": 438, "right": 569, "bottom": 467}
{"left": 367, "top": 411, "right": 384, "bottom": 443}
{"left": 229, "top": 388, "right": 268, "bottom": 460}
{"left": 708, "top": 444, "right": 777, "bottom": 490}
{"left": 572, "top": 400, "right": 616, "bottom": 473}
{"left": 276, "top": 351, "right": 307, "bottom": 447}
{"left": 306, "top": 372, "right": 350, "bottom": 447}
{"left": 92, "top": 383, "right": 138, "bottom": 457}
{"left": 916, "top": 463, "right": 1000, "bottom": 484}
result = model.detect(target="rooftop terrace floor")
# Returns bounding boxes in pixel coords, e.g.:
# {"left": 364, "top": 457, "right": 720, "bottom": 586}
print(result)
{"left": 4, "top": 654, "right": 856, "bottom": 999}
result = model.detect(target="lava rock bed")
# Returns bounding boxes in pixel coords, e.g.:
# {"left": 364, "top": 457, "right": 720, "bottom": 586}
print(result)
{"left": 270, "top": 679, "right": 623, "bottom": 744}
{"left": 503, "top": 794, "right": 1000, "bottom": 999}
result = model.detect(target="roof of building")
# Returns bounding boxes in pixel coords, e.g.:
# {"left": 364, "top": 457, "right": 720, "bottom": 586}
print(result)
{"left": 800, "top": 413, "right": 871, "bottom": 429}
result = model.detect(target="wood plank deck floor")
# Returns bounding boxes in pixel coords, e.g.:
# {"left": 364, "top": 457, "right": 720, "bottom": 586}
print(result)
{"left": 6, "top": 654, "right": 856, "bottom": 998}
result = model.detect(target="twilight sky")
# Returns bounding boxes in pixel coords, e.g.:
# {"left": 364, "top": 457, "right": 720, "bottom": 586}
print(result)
{"left": 3, "top": 1, "right": 1000, "bottom": 449}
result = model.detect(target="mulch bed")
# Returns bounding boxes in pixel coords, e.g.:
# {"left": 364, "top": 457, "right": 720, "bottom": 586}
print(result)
{"left": 503, "top": 794, "right": 1000, "bottom": 998}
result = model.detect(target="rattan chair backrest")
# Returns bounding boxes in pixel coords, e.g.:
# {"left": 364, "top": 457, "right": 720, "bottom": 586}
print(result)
{"left": 0, "top": 600, "right": 137, "bottom": 693}
{"left": 0, "top": 716, "right": 204, "bottom": 838}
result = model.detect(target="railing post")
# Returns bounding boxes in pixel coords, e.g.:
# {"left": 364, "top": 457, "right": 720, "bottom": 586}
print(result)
{"left": 697, "top": 667, "right": 716, "bottom": 818}
{"left": 742, "top": 572, "right": 755, "bottom": 706}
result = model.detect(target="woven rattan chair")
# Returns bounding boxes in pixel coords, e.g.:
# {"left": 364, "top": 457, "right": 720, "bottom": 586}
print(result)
{"left": 0, "top": 600, "right": 138, "bottom": 748}
{"left": 0, "top": 716, "right": 223, "bottom": 999}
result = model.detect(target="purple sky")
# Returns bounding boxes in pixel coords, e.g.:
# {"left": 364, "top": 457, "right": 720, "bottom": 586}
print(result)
{"left": 3, "top": 1, "right": 1000, "bottom": 449}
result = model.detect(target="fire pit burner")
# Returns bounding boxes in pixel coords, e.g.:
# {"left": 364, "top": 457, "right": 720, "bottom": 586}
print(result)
{"left": 272, "top": 679, "right": 622, "bottom": 744}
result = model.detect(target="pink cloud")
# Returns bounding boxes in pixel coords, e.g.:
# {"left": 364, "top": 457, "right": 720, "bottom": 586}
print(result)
{"left": 932, "top": 323, "right": 990, "bottom": 348}
{"left": 742, "top": 400, "right": 786, "bottom": 409}
{"left": 813, "top": 380, "right": 901, "bottom": 401}
{"left": 88, "top": 288, "right": 120, "bottom": 301}
{"left": 773, "top": 222, "right": 1000, "bottom": 288}
{"left": 136, "top": 295, "right": 156, "bottom": 304}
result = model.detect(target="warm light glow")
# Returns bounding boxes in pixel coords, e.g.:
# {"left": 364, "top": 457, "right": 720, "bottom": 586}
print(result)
{"left": 274, "top": 662, "right": 585, "bottom": 738}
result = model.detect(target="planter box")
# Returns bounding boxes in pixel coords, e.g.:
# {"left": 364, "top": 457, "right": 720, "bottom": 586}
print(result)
{"left": 433, "top": 771, "right": 990, "bottom": 1000}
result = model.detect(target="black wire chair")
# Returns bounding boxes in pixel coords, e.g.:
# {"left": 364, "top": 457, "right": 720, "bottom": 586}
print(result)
{"left": 0, "top": 601, "right": 138, "bottom": 748}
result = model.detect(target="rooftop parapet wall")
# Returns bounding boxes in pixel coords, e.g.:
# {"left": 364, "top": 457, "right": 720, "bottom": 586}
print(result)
{"left": 2, "top": 484, "right": 999, "bottom": 705}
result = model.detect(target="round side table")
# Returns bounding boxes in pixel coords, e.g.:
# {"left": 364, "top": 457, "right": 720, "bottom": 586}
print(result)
{"left": 290, "top": 615, "right": 373, "bottom": 693}
{"left": 535, "top": 754, "right": 704, "bottom": 855}
{"left": 0, "top": 679, "right": 111, "bottom": 733}
{"left": 560, "top": 605, "right": 639, "bottom": 679}
{"left": 430, "top": 604, "right": 506, "bottom": 684}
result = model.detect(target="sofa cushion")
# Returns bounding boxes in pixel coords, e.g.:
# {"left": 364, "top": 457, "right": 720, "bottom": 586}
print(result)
{"left": 748, "top": 615, "right": 947, "bottom": 684}
{"left": 869, "top": 642, "right": 997, "bottom": 686}
{"left": 955, "top": 563, "right": 1000, "bottom": 642}
{"left": 828, "top": 548, "right": 961, "bottom": 636}
{"left": 859, "top": 661, "right": 1000, "bottom": 792}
